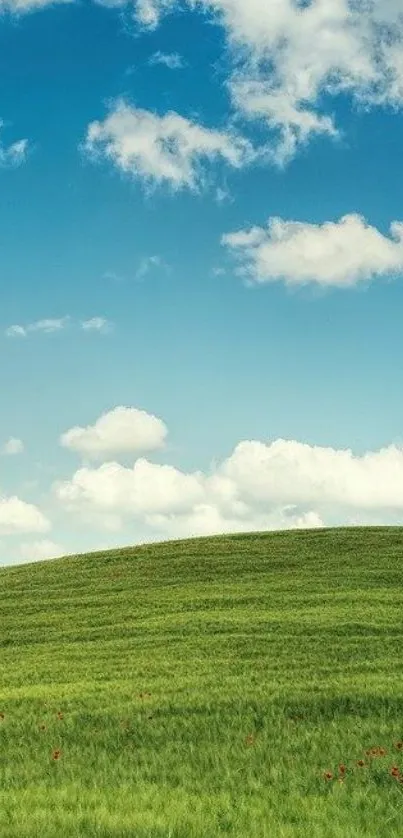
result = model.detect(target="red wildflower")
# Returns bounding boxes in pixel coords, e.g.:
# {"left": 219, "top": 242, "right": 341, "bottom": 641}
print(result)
{"left": 52, "top": 749, "right": 61, "bottom": 761}
{"left": 338, "top": 764, "right": 346, "bottom": 775}
{"left": 357, "top": 760, "right": 365, "bottom": 767}
{"left": 323, "top": 771, "right": 333, "bottom": 780}
{"left": 395, "top": 742, "right": 403, "bottom": 751}
{"left": 390, "top": 766, "right": 400, "bottom": 777}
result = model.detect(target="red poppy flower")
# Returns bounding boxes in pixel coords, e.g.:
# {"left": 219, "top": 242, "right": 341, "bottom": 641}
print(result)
{"left": 323, "top": 771, "right": 333, "bottom": 780}
{"left": 357, "top": 760, "right": 365, "bottom": 767}
{"left": 338, "top": 764, "right": 346, "bottom": 774}
{"left": 390, "top": 766, "right": 400, "bottom": 777}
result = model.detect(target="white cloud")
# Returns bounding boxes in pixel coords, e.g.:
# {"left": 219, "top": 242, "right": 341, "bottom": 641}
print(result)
{"left": 0, "top": 496, "right": 50, "bottom": 535}
{"left": 229, "top": 78, "right": 338, "bottom": 167}
{"left": 17, "top": 539, "right": 66, "bottom": 562}
{"left": 5, "top": 316, "right": 112, "bottom": 337}
{"left": 0, "top": 0, "right": 69, "bottom": 11}
{"left": 30, "top": 317, "right": 69, "bottom": 333}
{"left": 5, "top": 325, "right": 27, "bottom": 338}
{"left": 222, "top": 214, "right": 403, "bottom": 287}
{"left": 56, "top": 458, "right": 205, "bottom": 517}
{"left": 60, "top": 406, "right": 168, "bottom": 460}
{"left": 81, "top": 317, "right": 113, "bottom": 332}
{"left": 3, "top": 1, "right": 403, "bottom": 166}
{"left": 219, "top": 438, "right": 403, "bottom": 511}
{"left": 0, "top": 135, "right": 29, "bottom": 167}
{"left": 84, "top": 99, "right": 252, "bottom": 191}
{"left": 133, "top": 0, "right": 172, "bottom": 28}
{"left": 135, "top": 254, "right": 168, "bottom": 280}
{"left": 54, "top": 415, "right": 403, "bottom": 541}
{"left": 149, "top": 51, "right": 185, "bottom": 69}
{"left": 129, "top": 0, "right": 403, "bottom": 162}
{"left": 1, "top": 437, "right": 24, "bottom": 456}
{"left": 5, "top": 317, "right": 69, "bottom": 337}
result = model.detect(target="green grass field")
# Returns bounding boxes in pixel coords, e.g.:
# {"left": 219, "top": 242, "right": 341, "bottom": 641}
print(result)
{"left": 0, "top": 527, "right": 403, "bottom": 837}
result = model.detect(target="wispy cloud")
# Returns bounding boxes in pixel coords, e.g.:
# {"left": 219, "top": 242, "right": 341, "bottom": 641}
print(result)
{"left": 5, "top": 316, "right": 112, "bottom": 337}
{"left": 102, "top": 259, "right": 169, "bottom": 284}
{"left": 215, "top": 186, "right": 232, "bottom": 205}
{"left": 1, "top": 437, "right": 24, "bottom": 456}
{"left": 5, "top": 325, "right": 27, "bottom": 338}
{"left": 81, "top": 317, "right": 113, "bottom": 333}
{"left": 102, "top": 270, "right": 126, "bottom": 283}
{"left": 0, "top": 124, "right": 29, "bottom": 168}
{"left": 5, "top": 317, "right": 69, "bottom": 338}
{"left": 135, "top": 254, "right": 168, "bottom": 281}
{"left": 148, "top": 51, "right": 185, "bottom": 70}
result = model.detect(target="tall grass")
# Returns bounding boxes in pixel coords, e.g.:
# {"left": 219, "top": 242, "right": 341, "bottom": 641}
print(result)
{"left": 0, "top": 527, "right": 402, "bottom": 836}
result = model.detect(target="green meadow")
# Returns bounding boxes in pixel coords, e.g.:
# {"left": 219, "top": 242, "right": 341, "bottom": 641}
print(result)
{"left": 0, "top": 527, "right": 402, "bottom": 837}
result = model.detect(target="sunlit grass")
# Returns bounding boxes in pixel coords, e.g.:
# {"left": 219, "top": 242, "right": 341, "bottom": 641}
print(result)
{"left": 1, "top": 527, "right": 403, "bottom": 836}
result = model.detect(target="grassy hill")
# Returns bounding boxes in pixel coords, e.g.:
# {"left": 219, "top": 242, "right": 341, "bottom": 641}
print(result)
{"left": 0, "top": 527, "right": 403, "bottom": 837}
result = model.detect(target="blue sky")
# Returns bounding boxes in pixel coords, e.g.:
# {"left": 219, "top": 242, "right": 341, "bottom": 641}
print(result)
{"left": 1, "top": 0, "right": 403, "bottom": 565}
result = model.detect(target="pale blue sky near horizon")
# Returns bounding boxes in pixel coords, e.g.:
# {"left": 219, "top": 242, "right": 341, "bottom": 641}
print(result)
{"left": 1, "top": 0, "right": 403, "bottom": 565}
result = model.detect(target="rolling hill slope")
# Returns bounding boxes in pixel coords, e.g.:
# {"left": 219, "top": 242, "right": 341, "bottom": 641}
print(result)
{"left": 0, "top": 527, "right": 402, "bottom": 837}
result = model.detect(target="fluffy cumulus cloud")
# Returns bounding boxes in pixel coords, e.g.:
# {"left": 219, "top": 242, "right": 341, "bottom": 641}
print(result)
{"left": 60, "top": 406, "right": 168, "bottom": 460}
{"left": 222, "top": 214, "right": 403, "bottom": 287}
{"left": 84, "top": 100, "right": 252, "bottom": 191}
{"left": 5, "top": 1, "right": 403, "bottom": 164}
{"left": 54, "top": 409, "right": 403, "bottom": 541}
{"left": 54, "top": 456, "right": 325, "bottom": 537}
{"left": 0, "top": 495, "right": 50, "bottom": 535}
{"left": 129, "top": 0, "right": 403, "bottom": 164}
